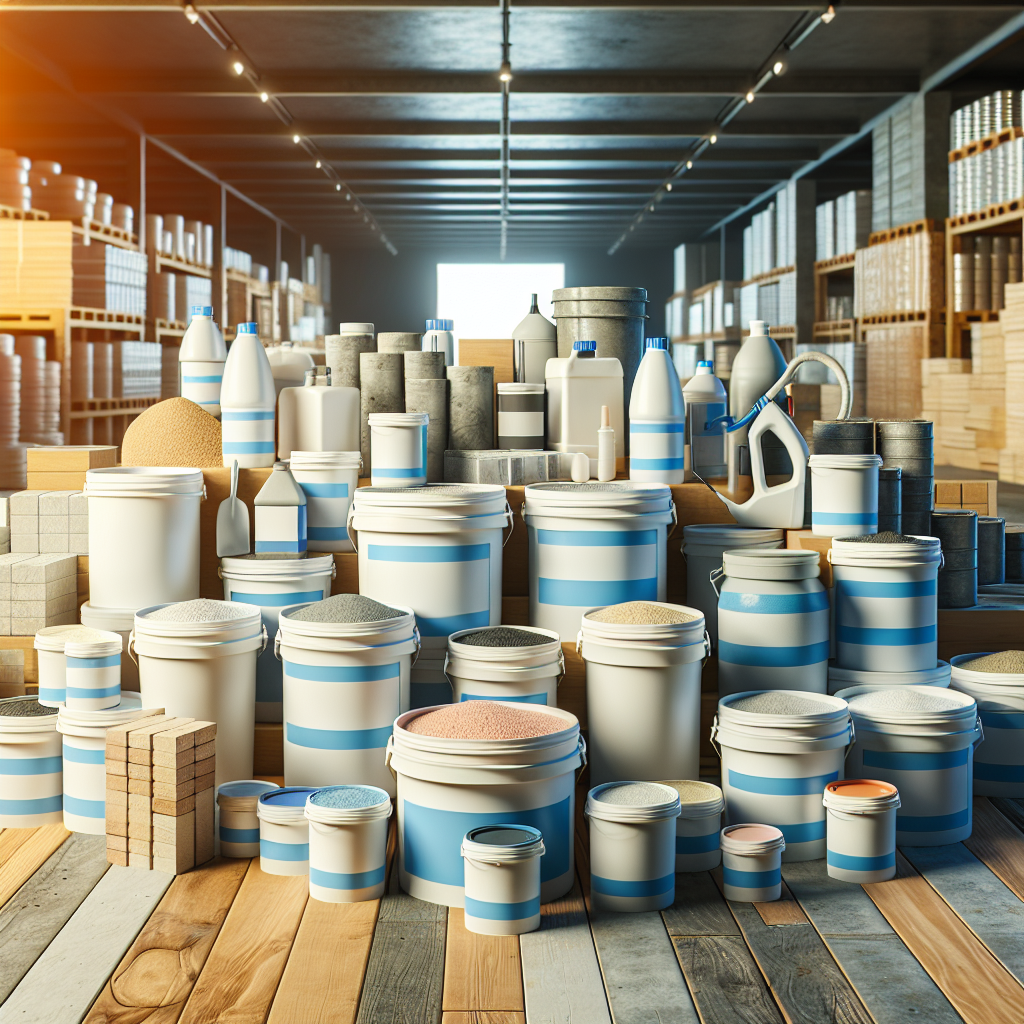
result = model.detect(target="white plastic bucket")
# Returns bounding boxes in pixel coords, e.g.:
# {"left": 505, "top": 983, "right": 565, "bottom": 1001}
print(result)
{"left": 258, "top": 786, "right": 316, "bottom": 876}
{"left": 220, "top": 554, "right": 335, "bottom": 723}
{"left": 34, "top": 625, "right": 84, "bottom": 707}
{"left": 64, "top": 631, "right": 122, "bottom": 711}
{"left": 85, "top": 468, "right": 205, "bottom": 611}
{"left": 222, "top": 408, "right": 275, "bottom": 468}
{"left": 369, "top": 412, "right": 428, "bottom": 487}
{"left": 585, "top": 781, "right": 681, "bottom": 913}
{"left": 305, "top": 785, "right": 393, "bottom": 903}
{"left": 181, "top": 359, "right": 224, "bottom": 417}
{"left": 713, "top": 690, "right": 853, "bottom": 861}
{"left": 840, "top": 685, "right": 981, "bottom": 846}
{"left": 660, "top": 780, "right": 723, "bottom": 872}
{"left": 56, "top": 694, "right": 148, "bottom": 835}
{"left": 388, "top": 702, "right": 584, "bottom": 906}
{"left": 579, "top": 603, "right": 707, "bottom": 785}
{"left": 809, "top": 455, "right": 882, "bottom": 537}
{"left": 218, "top": 779, "right": 280, "bottom": 857}
{"left": 823, "top": 779, "right": 900, "bottom": 883}
{"left": 133, "top": 603, "right": 265, "bottom": 787}
{"left": 720, "top": 824, "right": 785, "bottom": 901}
{"left": 950, "top": 654, "right": 1024, "bottom": 797}
{"left": 462, "top": 824, "right": 545, "bottom": 934}
{"left": 0, "top": 697, "right": 62, "bottom": 827}
{"left": 445, "top": 626, "right": 563, "bottom": 706}
{"left": 830, "top": 536, "right": 941, "bottom": 672}
{"left": 715, "top": 550, "right": 829, "bottom": 698}
{"left": 80, "top": 604, "right": 140, "bottom": 692}
{"left": 828, "top": 660, "right": 951, "bottom": 695}
{"left": 276, "top": 602, "right": 418, "bottom": 794}
{"left": 681, "top": 525, "right": 783, "bottom": 646}
{"left": 523, "top": 482, "right": 676, "bottom": 641}
{"left": 290, "top": 451, "right": 362, "bottom": 553}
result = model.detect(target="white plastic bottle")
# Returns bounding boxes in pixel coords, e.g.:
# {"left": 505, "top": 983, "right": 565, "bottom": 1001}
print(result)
{"left": 597, "top": 405, "right": 616, "bottom": 481}
{"left": 178, "top": 305, "right": 227, "bottom": 417}
{"left": 422, "top": 319, "right": 455, "bottom": 366}
{"left": 277, "top": 365, "right": 360, "bottom": 459}
{"left": 254, "top": 461, "right": 307, "bottom": 555}
{"left": 683, "top": 360, "right": 728, "bottom": 480}
{"left": 628, "top": 337, "right": 686, "bottom": 484}
{"left": 512, "top": 294, "right": 557, "bottom": 384}
{"left": 220, "top": 321, "right": 276, "bottom": 468}
{"left": 266, "top": 341, "right": 315, "bottom": 399}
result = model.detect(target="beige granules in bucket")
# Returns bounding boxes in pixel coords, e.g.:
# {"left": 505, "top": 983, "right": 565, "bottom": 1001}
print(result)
{"left": 587, "top": 602, "right": 698, "bottom": 625}
{"left": 147, "top": 599, "right": 253, "bottom": 622}
{"left": 730, "top": 692, "right": 829, "bottom": 715}
{"left": 121, "top": 398, "right": 222, "bottom": 468}
{"left": 960, "top": 651, "right": 1024, "bottom": 673}
{"left": 406, "top": 701, "right": 565, "bottom": 740}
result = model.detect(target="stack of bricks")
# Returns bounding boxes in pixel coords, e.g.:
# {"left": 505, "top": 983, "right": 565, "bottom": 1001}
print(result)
{"left": 934, "top": 480, "right": 999, "bottom": 517}
{"left": 105, "top": 714, "right": 216, "bottom": 874}
{"left": 10, "top": 490, "right": 89, "bottom": 556}
{"left": 25, "top": 444, "right": 116, "bottom": 492}
{"left": 0, "top": 553, "right": 78, "bottom": 635}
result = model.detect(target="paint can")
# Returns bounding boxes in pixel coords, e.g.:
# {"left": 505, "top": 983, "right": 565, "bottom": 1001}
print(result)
{"left": 64, "top": 631, "right": 122, "bottom": 711}
{"left": 257, "top": 786, "right": 316, "bottom": 876}
{"left": 369, "top": 412, "right": 429, "bottom": 488}
{"left": 217, "top": 779, "right": 280, "bottom": 857}
{"left": 462, "top": 824, "right": 545, "bottom": 934}
{"left": 823, "top": 779, "right": 900, "bottom": 883}
{"left": 0, "top": 697, "right": 62, "bottom": 827}
{"left": 720, "top": 824, "right": 785, "bottom": 901}
{"left": 289, "top": 451, "right": 361, "bottom": 553}
{"left": 808, "top": 454, "right": 882, "bottom": 537}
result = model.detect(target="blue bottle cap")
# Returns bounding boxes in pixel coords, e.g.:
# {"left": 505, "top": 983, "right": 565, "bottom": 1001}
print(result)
{"left": 238, "top": 322, "right": 258, "bottom": 334}
{"left": 191, "top": 305, "right": 213, "bottom": 317}
{"left": 697, "top": 360, "right": 714, "bottom": 369}
{"left": 573, "top": 340, "right": 597, "bottom": 352}
{"left": 645, "top": 337, "right": 669, "bottom": 350}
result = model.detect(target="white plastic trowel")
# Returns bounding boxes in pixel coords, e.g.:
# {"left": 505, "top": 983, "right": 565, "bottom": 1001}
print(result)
{"left": 216, "top": 459, "right": 250, "bottom": 557}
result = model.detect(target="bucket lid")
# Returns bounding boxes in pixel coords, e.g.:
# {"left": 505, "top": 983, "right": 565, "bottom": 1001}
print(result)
{"left": 289, "top": 450, "right": 361, "bottom": 470}
{"left": 84, "top": 466, "right": 204, "bottom": 496}
{"left": 552, "top": 286, "right": 647, "bottom": 302}
{"left": 354, "top": 483, "right": 506, "bottom": 515}
{"left": 720, "top": 823, "right": 785, "bottom": 855}
{"left": 461, "top": 823, "right": 545, "bottom": 862}
{"left": 585, "top": 781, "right": 682, "bottom": 822}
{"left": 823, "top": 778, "right": 900, "bottom": 814}
{"left": 34, "top": 623, "right": 108, "bottom": 653}
{"left": 828, "top": 660, "right": 951, "bottom": 694}
{"left": 134, "top": 600, "right": 262, "bottom": 638}
{"left": 524, "top": 481, "right": 671, "bottom": 516}
{"left": 218, "top": 779, "right": 280, "bottom": 809}
{"left": 683, "top": 525, "right": 784, "bottom": 550}
{"left": 722, "top": 548, "right": 820, "bottom": 580}
{"left": 0, "top": 696, "right": 59, "bottom": 731}
{"left": 338, "top": 322, "right": 374, "bottom": 334}
{"left": 809, "top": 454, "right": 883, "bottom": 470}
{"left": 368, "top": 412, "right": 429, "bottom": 428}
{"left": 57, "top": 693, "right": 149, "bottom": 731}
{"left": 305, "top": 785, "right": 393, "bottom": 824}
{"left": 79, "top": 603, "right": 136, "bottom": 631}
{"left": 258, "top": 786, "right": 317, "bottom": 824}
{"left": 658, "top": 780, "right": 723, "bottom": 817}
{"left": 830, "top": 534, "right": 941, "bottom": 566}
{"left": 840, "top": 685, "right": 976, "bottom": 725}
{"left": 64, "top": 630, "right": 122, "bottom": 659}
{"left": 220, "top": 553, "right": 335, "bottom": 578}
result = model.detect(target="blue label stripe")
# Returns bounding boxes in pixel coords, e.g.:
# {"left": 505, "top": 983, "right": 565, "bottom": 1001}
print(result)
{"left": 676, "top": 832, "right": 720, "bottom": 855}
{"left": 66, "top": 685, "right": 122, "bottom": 699}
{"left": 38, "top": 688, "right": 65, "bottom": 702}
{"left": 630, "top": 421, "right": 686, "bottom": 433}
{"left": 974, "top": 762, "right": 1024, "bottom": 782}
{"left": 812, "top": 511, "right": 878, "bottom": 526}
{"left": 255, "top": 540, "right": 307, "bottom": 554}
{"left": 629, "top": 457, "right": 686, "bottom": 471}
{"left": 230, "top": 589, "right": 324, "bottom": 608}
{"left": 223, "top": 441, "right": 275, "bottom": 454}
{"left": 0, "top": 795, "right": 62, "bottom": 815}
{"left": 310, "top": 865, "right": 386, "bottom": 891}
{"left": 590, "top": 873, "right": 675, "bottom": 899}
{"left": 718, "top": 640, "right": 830, "bottom": 668}
{"left": 417, "top": 610, "right": 490, "bottom": 637}
{"left": 728, "top": 769, "right": 838, "bottom": 796}
{"left": 221, "top": 826, "right": 259, "bottom": 844}
{"left": 979, "top": 710, "right": 1024, "bottom": 730}
{"left": 260, "top": 839, "right": 309, "bottom": 862}
{"left": 62, "top": 743, "right": 105, "bottom": 765}
{"left": 222, "top": 410, "right": 274, "bottom": 421}
{"left": 538, "top": 577, "right": 658, "bottom": 607}
{"left": 718, "top": 591, "right": 829, "bottom": 614}
{"left": 827, "top": 850, "right": 895, "bottom": 872}
{"left": 835, "top": 624, "right": 937, "bottom": 646}
{"left": 778, "top": 820, "right": 826, "bottom": 843}
{"left": 300, "top": 482, "right": 349, "bottom": 498}
{"left": 464, "top": 895, "right": 541, "bottom": 921}
{"left": 837, "top": 579, "right": 937, "bottom": 598}
{"left": 62, "top": 793, "right": 104, "bottom": 818}
{"left": 367, "top": 543, "right": 488, "bottom": 563}
{"left": 863, "top": 748, "right": 969, "bottom": 771}
{"left": 537, "top": 529, "right": 656, "bottom": 547}
{"left": 284, "top": 660, "right": 399, "bottom": 683}
{"left": 308, "top": 526, "right": 348, "bottom": 541}
{"left": 286, "top": 722, "right": 394, "bottom": 751}
{"left": 0, "top": 755, "right": 63, "bottom": 775}
{"left": 459, "top": 692, "right": 548, "bottom": 704}
{"left": 722, "top": 865, "right": 780, "bottom": 889}
{"left": 896, "top": 808, "right": 970, "bottom": 833}
{"left": 182, "top": 374, "right": 223, "bottom": 383}
{"left": 67, "top": 654, "right": 120, "bottom": 669}
{"left": 373, "top": 467, "right": 426, "bottom": 479}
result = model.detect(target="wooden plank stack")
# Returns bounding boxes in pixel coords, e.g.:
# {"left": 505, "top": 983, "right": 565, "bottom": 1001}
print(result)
{"left": 999, "top": 281, "right": 1024, "bottom": 484}
{"left": 865, "top": 324, "right": 928, "bottom": 419}
{"left": 0, "top": 220, "right": 73, "bottom": 307}
{"left": 26, "top": 444, "right": 116, "bottom": 491}
{"left": 105, "top": 714, "right": 216, "bottom": 874}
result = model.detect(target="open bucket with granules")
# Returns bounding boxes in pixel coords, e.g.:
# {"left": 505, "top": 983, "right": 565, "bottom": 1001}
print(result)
{"left": 445, "top": 626, "right": 563, "bottom": 705}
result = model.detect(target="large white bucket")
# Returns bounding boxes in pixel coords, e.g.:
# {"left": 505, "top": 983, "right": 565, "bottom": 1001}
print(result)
{"left": 133, "top": 602, "right": 265, "bottom": 787}
{"left": 523, "top": 482, "right": 676, "bottom": 641}
{"left": 84, "top": 468, "right": 204, "bottom": 611}
{"left": 823, "top": 779, "right": 900, "bottom": 883}
{"left": 713, "top": 690, "right": 853, "bottom": 861}
{"left": 462, "top": 824, "right": 545, "bottom": 934}
{"left": 445, "top": 626, "right": 563, "bottom": 706}
{"left": 827, "top": 660, "right": 951, "bottom": 695}
{"left": 809, "top": 455, "right": 882, "bottom": 537}
{"left": 80, "top": 604, "right": 140, "bottom": 692}
{"left": 950, "top": 654, "right": 1024, "bottom": 797}
{"left": 220, "top": 554, "right": 335, "bottom": 722}
{"left": 830, "top": 535, "right": 941, "bottom": 672}
{"left": 0, "top": 697, "right": 62, "bottom": 827}
{"left": 276, "top": 602, "right": 418, "bottom": 794}
{"left": 660, "top": 780, "right": 723, "bottom": 872}
{"left": 681, "top": 525, "right": 783, "bottom": 646}
{"left": 290, "top": 451, "right": 361, "bottom": 553}
{"left": 387, "top": 703, "right": 585, "bottom": 906}
{"left": 715, "top": 549, "right": 829, "bottom": 698}
{"left": 579, "top": 603, "right": 707, "bottom": 785}
{"left": 840, "top": 685, "right": 981, "bottom": 846}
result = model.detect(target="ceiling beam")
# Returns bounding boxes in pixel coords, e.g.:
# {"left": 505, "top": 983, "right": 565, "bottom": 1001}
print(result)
{"left": 0, "top": 0, "right": 1017, "bottom": 8}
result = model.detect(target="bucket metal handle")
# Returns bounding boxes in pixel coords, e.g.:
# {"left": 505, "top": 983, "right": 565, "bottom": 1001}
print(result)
{"left": 575, "top": 629, "right": 583, "bottom": 658}
{"left": 411, "top": 625, "right": 421, "bottom": 667}
{"left": 575, "top": 734, "right": 588, "bottom": 782}
{"left": 502, "top": 501, "right": 515, "bottom": 548}
{"left": 709, "top": 565, "right": 725, "bottom": 598}
{"left": 258, "top": 622, "right": 269, "bottom": 657}
{"left": 274, "top": 631, "right": 281, "bottom": 662}
{"left": 666, "top": 501, "right": 680, "bottom": 542}
{"left": 127, "top": 629, "right": 138, "bottom": 668}
{"left": 701, "top": 630, "right": 711, "bottom": 667}
{"left": 709, "top": 715, "right": 720, "bottom": 758}
{"left": 845, "top": 717, "right": 856, "bottom": 754}
{"left": 973, "top": 718, "right": 985, "bottom": 747}
{"left": 347, "top": 502, "right": 359, "bottom": 554}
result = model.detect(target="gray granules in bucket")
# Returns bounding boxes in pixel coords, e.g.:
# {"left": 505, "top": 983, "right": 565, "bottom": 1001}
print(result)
{"left": 960, "top": 651, "right": 1024, "bottom": 673}
{"left": 0, "top": 697, "right": 52, "bottom": 717}
{"left": 147, "top": 599, "right": 252, "bottom": 622}
{"left": 458, "top": 627, "right": 549, "bottom": 648}
{"left": 310, "top": 786, "right": 389, "bottom": 809}
{"left": 596, "top": 782, "right": 674, "bottom": 806}
{"left": 730, "top": 692, "right": 828, "bottom": 715}
{"left": 544, "top": 482, "right": 635, "bottom": 492}
{"left": 839, "top": 532, "right": 921, "bottom": 544}
{"left": 370, "top": 485, "right": 475, "bottom": 497}
{"left": 587, "top": 602, "right": 698, "bottom": 625}
{"left": 290, "top": 594, "right": 403, "bottom": 623}
{"left": 847, "top": 689, "right": 963, "bottom": 714}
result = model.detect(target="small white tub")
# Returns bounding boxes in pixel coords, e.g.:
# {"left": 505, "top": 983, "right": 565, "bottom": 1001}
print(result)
{"left": 462, "top": 824, "right": 545, "bottom": 934}
{"left": 258, "top": 786, "right": 316, "bottom": 875}
{"left": 586, "top": 781, "right": 681, "bottom": 913}
{"left": 290, "top": 451, "right": 362, "bottom": 553}
{"left": 369, "top": 412, "right": 428, "bottom": 487}
{"left": 80, "top": 604, "right": 140, "bottom": 692}
{"left": 827, "top": 660, "right": 951, "bottom": 695}
{"left": 64, "top": 631, "right": 122, "bottom": 711}
{"left": 34, "top": 625, "right": 86, "bottom": 707}
{"left": 720, "top": 824, "right": 785, "bottom": 902}
{"left": 0, "top": 697, "right": 62, "bottom": 827}
{"left": 445, "top": 626, "right": 563, "bottom": 705}
{"left": 306, "top": 785, "right": 393, "bottom": 903}
{"left": 809, "top": 454, "right": 882, "bottom": 537}
{"left": 218, "top": 779, "right": 280, "bottom": 857}
{"left": 823, "top": 779, "right": 900, "bottom": 883}
{"left": 659, "top": 780, "right": 724, "bottom": 872}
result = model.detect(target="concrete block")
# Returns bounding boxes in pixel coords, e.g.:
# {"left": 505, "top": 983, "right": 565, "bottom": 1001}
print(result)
{"left": 9, "top": 491, "right": 44, "bottom": 516}
{"left": 12, "top": 554, "right": 77, "bottom": 583}
{"left": 10, "top": 515, "right": 38, "bottom": 536}
{"left": 12, "top": 612, "right": 75, "bottom": 634}
{"left": 69, "top": 492, "right": 88, "bottom": 516}
{"left": 38, "top": 516, "right": 68, "bottom": 535}
{"left": 10, "top": 537, "right": 39, "bottom": 554}
{"left": 39, "top": 491, "right": 75, "bottom": 516}
{"left": 69, "top": 535, "right": 89, "bottom": 556}
{"left": 12, "top": 592, "right": 78, "bottom": 618}
{"left": 11, "top": 575, "right": 77, "bottom": 602}
{"left": 39, "top": 534, "right": 70, "bottom": 554}
{"left": 0, "top": 554, "right": 34, "bottom": 583}
{"left": 69, "top": 515, "right": 88, "bottom": 534}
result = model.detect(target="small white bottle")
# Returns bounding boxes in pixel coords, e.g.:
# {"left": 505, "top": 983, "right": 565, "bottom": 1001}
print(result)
{"left": 628, "top": 337, "right": 685, "bottom": 484}
{"left": 597, "top": 405, "right": 615, "bottom": 481}
{"left": 220, "top": 322, "right": 276, "bottom": 468}
{"left": 254, "top": 462, "right": 307, "bottom": 557}
{"left": 277, "top": 365, "right": 360, "bottom": 459}
{"left": 179, "top": 305, "right": 227, "bottom": 417}
{"left": 422, "top": 319, "right": 455, "bottom": 366}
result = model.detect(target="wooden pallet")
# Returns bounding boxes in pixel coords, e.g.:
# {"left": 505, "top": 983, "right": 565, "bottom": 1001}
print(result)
{"left": 69, "top": 396, "right": 160, "bottom": 420}
{"left": 948, "top": 197, "right": 1024, "bottom": 233}
{"left": 860, "top": 309, "right": 946, "bottom": 326}
{"left": 868, "top": 219, "right": 937, "bottom": 246}
{"left": 739, "top": 264, "right": 796, "bottom": 288}
{"left": 812, "top": 318, "right": 858, "bottom": 341}
{"left": 813, "top": 253, "right": 857, "bottom": 274}
{"left": 949, "top": 125, "right": 1024, "bottom": 164}
{"left": 71, "top": 220, "right": 138, "bottom": 252}
{"left": 0, "top": 203, "right": 49, "bottom": 221}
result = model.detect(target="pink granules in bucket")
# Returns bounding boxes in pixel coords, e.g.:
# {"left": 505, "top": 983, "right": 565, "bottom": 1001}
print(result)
{"left": 405, "top": 701, "right": 565, "bottom": 740}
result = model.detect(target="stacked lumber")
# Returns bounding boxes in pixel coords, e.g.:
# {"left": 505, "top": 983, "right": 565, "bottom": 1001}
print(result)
{"left": 864, "top": 324, "right": 926, "bottom": 419}
{"left": 999, "top": 282, "right": 1024, "bottom": 484}
{"left": 0, "top": 221, "right": 73, "bottom": 307}
{"left": 26, "top": 444, "right": 116, "bottom": 491}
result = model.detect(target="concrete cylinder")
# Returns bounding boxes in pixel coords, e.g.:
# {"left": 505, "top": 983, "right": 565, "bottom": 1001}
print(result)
{"left": 360, "top": 352, "right": 405, "bottom": 469}
{"left": 447, "top": 366, "right": 493, "bottom": 450}
{"left": 404, "top": 350, "right": 446, "bottom": 381}
{"left": 378, "top": 333, "right": 422, "bottom": 355}
{"left": 326, "top": 333, "right": 375, "bottom": 390}
{"left": 405, "top": 377, "right": 448, "bottom": 482}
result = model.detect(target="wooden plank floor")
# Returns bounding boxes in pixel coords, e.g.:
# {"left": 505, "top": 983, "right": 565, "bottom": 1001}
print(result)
{"left": 6, "top": 795, "right": 1024, "bottom": 1022}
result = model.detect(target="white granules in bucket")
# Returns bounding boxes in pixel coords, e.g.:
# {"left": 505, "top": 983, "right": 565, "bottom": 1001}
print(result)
{"left": 729, "top": 692, "right": 829, "bottom": 715}
{"left": 43, "top": 625, "right": 109, "bottom": 644}
{"left": 406, "top": 701, "right": 565, "bottom": 740}
{"left": 839, "top": 532, "right": 921, "bottom": 544}
{"left": 0, "top": 697, "right": 53, "bottom": 717}
{"left": 594, "top": 782, "right": 673, "bottom": 806}
{"left": 846, "top": 689, "right": 964, "bottom": 713}
{"left": 369, "top": 485, "right": 475, "bottom": 497}
{"left": 458, "top": 627, "right": 550, "bottom": 648}
{"left": 147, "top": 599, "right": 253, "bottom": 622}
{"left": 545, "top": 482, "right": 635, "bottom": 493}
{"left": 309, "top": 786, "right": 389, "bottom": 810}
{"left": 587, "top": 602, "right": 698, "bottom": 625}
{"left": 960, "top": 651, "right": 1024, "bottom": 673}
{"left": 289, "top": 594, "right": 403, "bottom": 623}
{"left": 660, "top": 780, "right": 721, "bottom": 804}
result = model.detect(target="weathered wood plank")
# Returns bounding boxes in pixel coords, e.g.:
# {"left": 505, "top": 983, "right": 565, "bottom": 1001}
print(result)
{"left": 441, "top": 1014, "right": 526, "bottom": 1024}
{"left": 179, "top": 861, "right": 308, "bottom": 1024}
{"left": 0, "top": 826, "right": 33, "bottom": 866}
{"left": 752, "top": 883, "right": 807, "bottom": 927}
{"left": 0, "top": 865, "right": 172, "bottom": 1024}
{"left": 963, "top": 798, "right": 1024, "bottom": 903}
{"left": 84, "top": 856, "right": 249, "bottom": 1024}
{"left": 991, "top": 797, "right": 1024, "bottom": 835}
{"left": 862, "top": 851, "right": 1024, "bottom": 1024}
{"left": 0, "top": 823, "right": 70, "bottom": 908}
{"left": 0, "top": 833, "right": 109, "bottom": 1004}
{"left": 443, "top": 908, "right": 524, "bottom": 1015}
{"left": 662, "top": 871, "right": 741, "bottom": 937}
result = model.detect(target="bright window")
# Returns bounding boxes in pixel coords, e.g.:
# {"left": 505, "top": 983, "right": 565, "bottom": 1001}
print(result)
{"left": 436, "top": 263, "right": 565, "bottom": 339}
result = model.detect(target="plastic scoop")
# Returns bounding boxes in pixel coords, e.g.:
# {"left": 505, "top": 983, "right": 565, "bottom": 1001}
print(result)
{"left": 216, "top": 459, "right": 250, "bottom": 557}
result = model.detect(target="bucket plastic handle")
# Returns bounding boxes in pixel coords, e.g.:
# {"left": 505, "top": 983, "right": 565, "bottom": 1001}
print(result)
{"left": 127, "top": 629, "right": 138, "bottom": 668}
{"left": 129, "top": 622, "right": 266, "bottom": 657}
{"left": 709, "top": 715, "right": 720, "bottom": 758}
{"left": 502, "top": 501, "right": 515, "bottom": 548}
{"left": 385, "top": 735, "right": 396, "bottom": 780}
{"left": 709, "top": 565, "right": 725, "bottom": 599}
{"left": 258, "top": 622, "right": 269, "bottom": 657}
{"left": 347, "top": 502, "right": 359, "bottom": 554}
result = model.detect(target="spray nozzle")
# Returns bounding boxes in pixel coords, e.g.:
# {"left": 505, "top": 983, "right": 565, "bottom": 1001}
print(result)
{"left": 601, "top": 405, "right": 610, "bottom": 429}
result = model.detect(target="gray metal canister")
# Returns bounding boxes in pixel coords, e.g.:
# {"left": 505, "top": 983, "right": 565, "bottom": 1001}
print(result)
{"left": 977, "top": 516, "right": 1006, "bottom": 586}
{"left": 930, "top": 508, "right": 978, "bottom": 608}
{"left": 497, "top": 383, "right": 545, "bottom": 450}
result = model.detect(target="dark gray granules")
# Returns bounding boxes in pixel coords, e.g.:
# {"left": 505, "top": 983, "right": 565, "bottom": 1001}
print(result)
{"left": 839, "top": 532, "right": 922, "bottom": 544}
{"left": 0, "top": 697, "right": 54, "bottom": 717}
{"left": 458, "top": 627, "right": 551, "bottom": 648}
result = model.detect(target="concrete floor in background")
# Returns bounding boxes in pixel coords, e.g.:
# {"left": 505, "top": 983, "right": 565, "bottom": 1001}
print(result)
{"left": 935, "top": 465, "right": 1024, "bottom": 525}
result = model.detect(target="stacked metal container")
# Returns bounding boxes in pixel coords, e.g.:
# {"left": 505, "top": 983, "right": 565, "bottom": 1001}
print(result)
{"left": 876, "top": 420, "right": 933, "bottom": 537}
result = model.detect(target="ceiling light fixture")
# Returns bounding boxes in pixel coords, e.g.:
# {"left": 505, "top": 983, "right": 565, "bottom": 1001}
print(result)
{"left": 821, "top": 4, "right": 836, "bottom": 23}
{"left": 345, "top": 193, "right": 351, "bottom": 201}
{"left": 335, "top": 183, "right": 341, "bottom": 191}
{"left": 665, "top": 182, "right": 672, "bottom": 191}
{"left": 315, "top": 159, "right": 321, "bottom": 168}
{"left": 773, "top": 59, "right": 785, "bottom": 75}
{"left": 710, "top": 134, "right": 717, "bottom": 144}
{"left": 183, "top": 3, "right": 199, "bottom": 23}
{"left": 292, "top": 134, "right": 300, "bottom": 144}
{"left": 686, "top": 160, "right": 693, "bottom": 169}
{"left": 498, "top": 60, "right": 513, "bottom": 83}
{"left": 259, "top": 91, "right": 269, "bottom": 102}
{"left": 745, "top": 91, "right": 755, "bottom": 103}
{"left": 232, "top": 60, "right": 244, "bottom": 75}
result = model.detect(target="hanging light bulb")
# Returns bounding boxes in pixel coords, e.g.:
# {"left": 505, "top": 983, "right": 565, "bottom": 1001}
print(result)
{"left": 745, "top": 91, "right": 755, "bottom": 103}
{"left": 686, "top": 160, "right": 693, "bottom": 169}
{"left": 821, "top": 4, "right": 836, "bottom": 23}
{"left": 183, "top": 3, "right": 199, "bottom": 24}
{"left": 292, "top": 134, "right": 300, "bottom": 144}
{"left": 259, "top": 91, "right": 269, "bottom": 103}
{"left": 665, "top": 182, "right": 673, "bottom": 192}
{"left": 346, "top": 193, "right": 351, "bottom": 201}
{"left": 710, "top": 134, "right": 718, "bottom": 144}
{"left": 315, "top": 159, "right": 321, "bottom": 168}
{"left": 335, "top": 183, "right": 341, "bottom": 191}
{"left": 498, "top": 60, "right": 513, "bottom": 83}
{"left": 232, "top": 60, "right": 244, "bottom": 76}
{"left": 773, "top": 60, "right": 785, "bottom": 75}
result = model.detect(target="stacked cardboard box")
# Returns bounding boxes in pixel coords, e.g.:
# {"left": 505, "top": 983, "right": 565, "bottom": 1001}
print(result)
{"left": 865, "top": 324, "right": 927, "bottom": 419}
{"left": 0, "top": 552, "right": 78, "bottom": 634}
{"left": 0, "top": 221, "right": 73, "bottom": 307}
{"left": 26, "top": 444, "right": 116, "bottom": 491}
{"left": 934, "top": 480, "right": 999, "bottom": 516}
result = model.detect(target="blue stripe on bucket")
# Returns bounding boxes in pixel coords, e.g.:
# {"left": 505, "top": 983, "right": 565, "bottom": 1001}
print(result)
{"left": 974, "top": 762, "right": 1024, "bottom": 782}
{"left": 66, "top": 685, "right": 122, "bottom": 699}
{"left": 62, "top": 794, "right": 104, "bottom": 818}
{"left": 722, "top": 865, "right": 780, "bottom": 889}
{"left": 374, "top": 467, "right": 426, "bottom": 478}
{"left": 629, "top": 458, "right": 687, "bottom": 471}
{"left": 0, "top": 795, "right": 62, "bottom": 816}
{"left": 538, "top": 578, "right": 658, "bottom": 607}
{"left": 62, "top": 744, "right": 105, "bottom": 765}
{"left": 182, "top": 374, "right": 222, "bottom": 383}
{"left": 778, "top": 820, "right": 826, "bottom": 844}
{"left": 222, "top": 410, "right": 274, "bottom": 421}
{"left": 417, "top": 611, "right": 490, "bottom": 637}
{"left": 230, "top": 590, "right": 324, "bottom": 607}
{"left": 630, "top": 421, "right": 686, "bottom": 433}
{"left": 812, "top": 511, "right": 878, "bottom": 526}
{"left": 979, "top": 710, "right": 1024, "bottom": 729}
{"left": 459, "top": 692, "right": 548, "bottom": 704}
{"left": 728, "top": 769, "right": 838, "bottom": 796}
{"left": 310, "top": 865, "right": 386, "bottom": 891}
{"left": 537, "top": 529, "right": 656, "bottom": 547}
{"left": 38, "top": 688, "right": 64, "bottom": 702}
{"left": 67, "top": 654, "right": 120, "bottom": 669}
{"left": 827, "top": 850, "right": 895, "bottom": 872}
{"left": 835, "top": 624, "right": 937, "bottom": 646}
{"left": 897, "top": 808, "right": 969, "bottom": 833}
{"left": 283, "top": 660, "right": 399, "bottom": 682}
{"left": 255, "top": 540, "right": 307, "bottom": 554}
{"left": 223, "top": 441, "right": 276, "bottom": 454}
{"left": 863, "top": 748, "right": 968, "bottom": 771}
{"left": 220, "top": 826, "right": 259, "bottom": 844}
{"left": 590, "top": 873, "right": 674, "bottom": 899}
{"left": 677, "top": 832, "right": 720, "bottom": 855}
{"left": 836, "top": 579, "right": 937, "bottom": 598}
{"left": 308, "top": 526, "right": 348, "bottom": 541}
{"left": 403, "top": 798, "right": 570, "bottom": 886}
{"left": 718, "top": 591, "right": 830, "bottom": 614}
{"left": 464, "top": 895, "right": 541, "bottom": 921}
{"left": 367, "top": 544, "right": 489, "bottom": 562}
{"left": 0, "top": 756, "right": 63, "bottom": 775}
{"left": 286, "top": 723, "right": 393, "bottom": 750}
{"left": 260, "top": 839, "right": 309, "bottom": 862}
{"left": 300, "top": 482, "right": 349, "bottom": 498}
{"left": 718, "top": 640, "right": 830, "bottom": 667}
